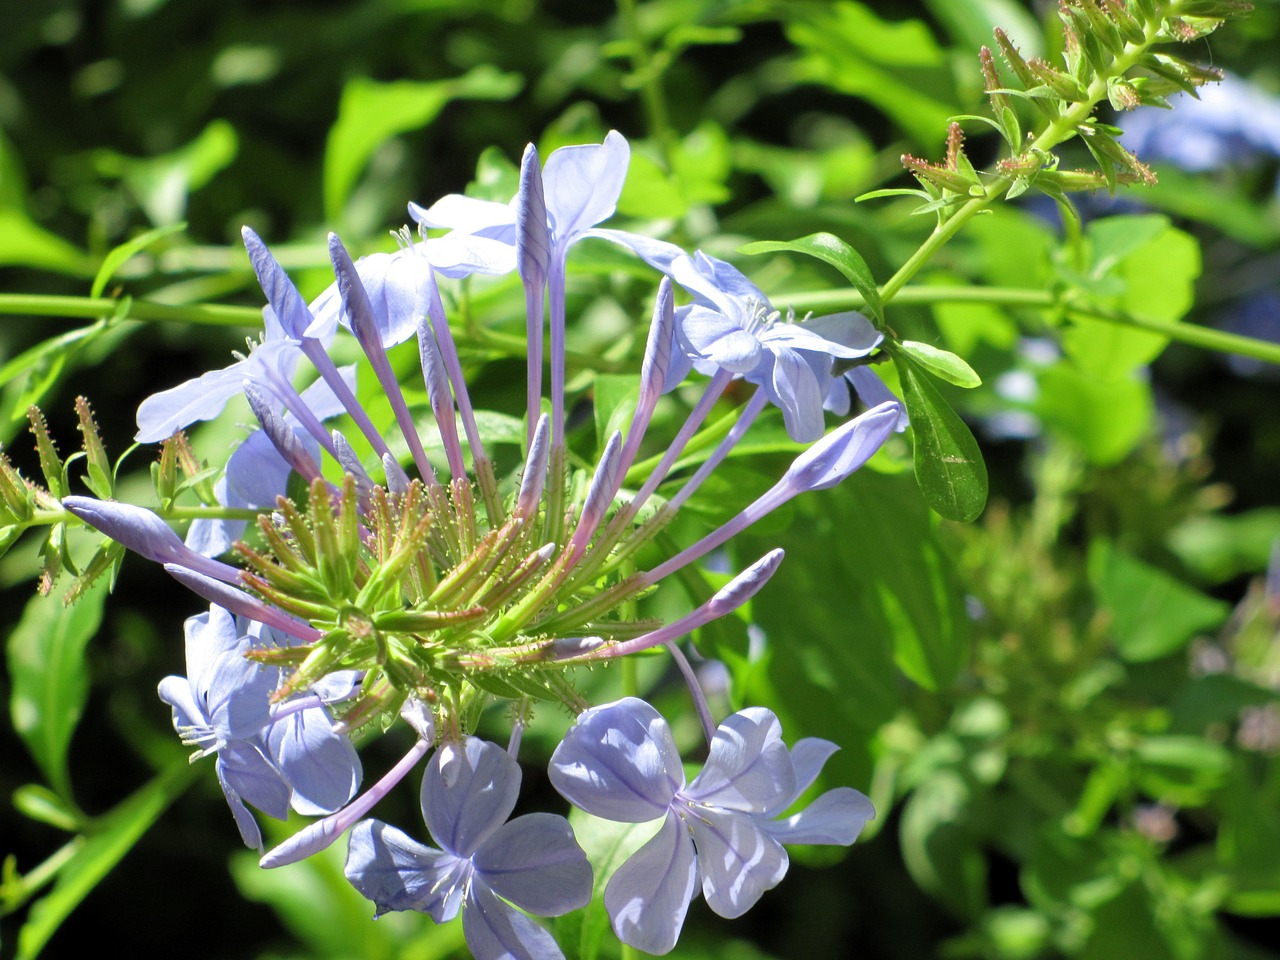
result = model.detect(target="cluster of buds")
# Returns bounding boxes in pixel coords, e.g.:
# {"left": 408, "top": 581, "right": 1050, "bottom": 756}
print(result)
{"left": 56, "top": 132, "right": 901, "bottom": 958}
{"left": 899, "top": 0, "right": 1247, "bottom": 211}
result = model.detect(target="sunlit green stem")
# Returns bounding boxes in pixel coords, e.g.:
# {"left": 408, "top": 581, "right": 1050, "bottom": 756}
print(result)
{"left": 876, "top": 4, "right": 1174, "bottom": 307}
{"left": 0, "top": 293, "right": 261, "bottom": 328}
{"left": 782, "top": 285, "right": 1280, "bottom": 368}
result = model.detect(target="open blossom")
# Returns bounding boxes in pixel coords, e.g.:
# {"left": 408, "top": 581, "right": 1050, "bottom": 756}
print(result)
{"left": 158, "top": 605, "right": 360, "bottom": 849}
{"left": 549, "top": 698, "right": 874, "bottom": 955}
{"left": 668, "top": 252, "right": 888, "bottom": 441}
{"left": 345, "top": 737, "right": 591, "bottom": 960}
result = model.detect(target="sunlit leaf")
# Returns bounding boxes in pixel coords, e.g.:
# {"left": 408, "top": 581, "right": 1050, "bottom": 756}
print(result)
{"left": 6, "top": 580, "right": 108, "bottom": 799}
{"left": 896, "top": 355, "right": 988, "bottom": 523}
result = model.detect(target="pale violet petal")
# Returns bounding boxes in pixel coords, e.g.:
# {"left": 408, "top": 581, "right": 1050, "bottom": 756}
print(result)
{"left": 268, "top": 707, "right": 361, "bottom": 816}
{"left": 464, "top": 880, "right": 567, "bottom": 960}
{"left": 135, "top": 365, "right": 248, "bottom": 443}
{"left": 422, "top": 738, "right": 520, "bottom": 857}
{"left": 686, "top": 806, "right": 788, "bottom": 919}
{"left": 157, "top": 675, "right": 205, "bottom": 736}
{"left": 766, "top": 787, "right": 875, "bottom": 847}
{"left": 411, "top": 194, "right": 514, "bottom": 233}
{"left": 800, "top": 311, "right": 883, "bottom": 356}
{"left": 604, "top": 812, "right": 697, "bottom": 956}
{"left": 472, "top": 813, "right": 592, "bottom": 917}
{"left": 848, "top": 367, "right": 909, "bottom": 430}
{"left": 134, "top": 338, "right": 300, "bottom": 442}
{"left": 345, "top": 820, "right": 467, "bottom": 920}
{"left": 427, "top": 233, "right": 518, "bottom": 278}
{"left": 549, "top": 697, "right": 683, "bottom": 823}
{"left": 681, "top": 306, "right": 761, "bottom": 374}
{"left": 587, "top": 228, "right": 686, "bottom": 275}
{"left": 543, "top": 131, "right": 629, "bottom": 249}
{"left": 783, "top": 738, "right": 840, "bottom": 804}
{"left": 216, "top": 760, "right": 265, "bottom": 850}
{"left": 218, "top": 739, "right": 291, "bottom": 821}
{"left": 685, "top": 707, "right": 794, "bottom": 813}
{"left": 763, "top": 346, "right": 825, "bottom": 443}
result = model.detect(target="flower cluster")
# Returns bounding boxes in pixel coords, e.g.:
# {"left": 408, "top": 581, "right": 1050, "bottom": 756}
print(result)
{"left": 62, "top": 132, "right": 896, "bottom": 957}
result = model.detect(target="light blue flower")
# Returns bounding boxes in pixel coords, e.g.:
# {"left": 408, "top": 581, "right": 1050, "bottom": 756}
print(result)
{"left": 549, "top": 698, "right": 802, "bottom": 955}
{"left": 158, "top": 605, "right": 361, "bottom": 849}
{"left": 345, "top": 737, "right": 592, "bottom": 960}
{"left": 158, "top": 605, "right": 291, "bottom": 849}
{"left": 670, "top": 252, "right": 881, "bottom": 442}
{"left": 409, "top": 131, "right": 631, "bottom": 273}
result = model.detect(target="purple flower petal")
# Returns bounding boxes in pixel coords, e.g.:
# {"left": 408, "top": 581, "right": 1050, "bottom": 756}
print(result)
{"left": 685, "top": 708, "right": 794, "bottom": 813}
{"left": 543, "top": 131, "right": 629, "bottom": 250}
{"left": 472, "top": 813, "right": 592, "bottom": 917}
{"left": 765, "top": 787, "right": 875, "bottom": 846}
{"left": 422, "top": 738, "right": 521, "bottom": 857}
{"left": 219, "top": 738, "right": 291, "bottom": 822}
{"left": 549, "top": 697, "right": 684, "bottom": 822}
{"left": 345, "top": 819, "right": 467, "bottom": 920}
{"left": 764, "top": 345, "right": 825, "bottom": 442}
{"left": 134, "top": 338, "right": 299, "bottom": 443}
{"left": 464, "top": 880, "right": 567, "bottom": 960}
{"left": 268, "top": 706, "right": 361, "bottom": 816}
{"left": 685, "top": 805, "right": 788, "bottom": 919}
{"left": 785, "top": 738, "right": 840, "bottom": 800}
{"left": 604, "top": 812, "right": 697, "bottom": 956}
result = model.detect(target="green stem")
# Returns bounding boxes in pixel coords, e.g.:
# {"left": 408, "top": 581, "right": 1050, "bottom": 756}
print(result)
{"left": 0, "top": 293, "right": 262, "bottom": 328}
{"left": 780, "top": 285, "right": 1280, "bottom": 368}
{"left": 616, "top": 0, "right": 673, "bottom": 166}
{"left": 876, "top": 5, "right": 1171, "bottom": 307}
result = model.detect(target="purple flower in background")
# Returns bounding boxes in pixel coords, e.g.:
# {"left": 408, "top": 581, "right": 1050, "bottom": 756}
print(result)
{"left": 345, "top": 737, "right": 591, "bottom": 960}
{"left": 550, "top": 697, "right": 870, "bottom": 955}
{"left": 1121, "top": 72, "right": 1280, "bottom": 173}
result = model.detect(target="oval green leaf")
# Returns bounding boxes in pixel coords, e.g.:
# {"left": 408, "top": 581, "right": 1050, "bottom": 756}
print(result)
{"left": 896, "top": 355, "right": 988, "bottom": 522}
{"left": 898, "top": 340, "right": 982, "bottom": 388}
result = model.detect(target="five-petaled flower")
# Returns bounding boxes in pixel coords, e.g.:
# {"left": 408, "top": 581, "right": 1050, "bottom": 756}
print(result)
{"left": 345, "top": 737, "right": 592, "bottom": 960}
{"left": 548, "top": 697, "right": 874, "bottom": 955}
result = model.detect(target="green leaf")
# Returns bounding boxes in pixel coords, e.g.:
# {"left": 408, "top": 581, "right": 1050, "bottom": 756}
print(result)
{"left": 897, "top": 340, "right": 981, "bottom": 388}
{"left": 900, "top": 770, "right": 986, "bottom": 917}
{"left": 1068, "top": 223, "right": 1201, "bottom": 378}
{"left": 1132, "top": 735, "right": 1232, "bottom": 807}
{"left": 739, "top": 232, "right": 882, "bottom": 323}
{"left": 784, "top": 2, "right": 958, "bottom": 145}
{"left": 12, "top": 784, "right": 81, "bottom": 832}
{"left": 107, "top": 119, "right": 239, "bottom": 225}
{"left": 559, "top": 811, "right": 661, "bottom": 960}
{"left": 324, "top": 67, "right": 522, "bottom": 221}
{"left": 16, "top": 760, "right": 200, "bottom": 960}
{"left": 90, "top": 222, "right": 187, "bottom": 299}
{"left": 6, "top": 580, "right": 108, "bottom": 799}
{"left": 592, "top": 373, "right": 640, "bottom": 449}
{"left": 0, "top": 209, "right": 93, "bottom": 275}
{"left": 922, "top": 0, "right": 1043, "bottom": 59}
{"left": 1036, "top": 362, "right": 1152, "bottom": 465}
{"left": 895, "top": 355, "right": 988, "bottom": 522}
{"left": 1088, "top": 540, "right": 1230, "bottom": 662}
